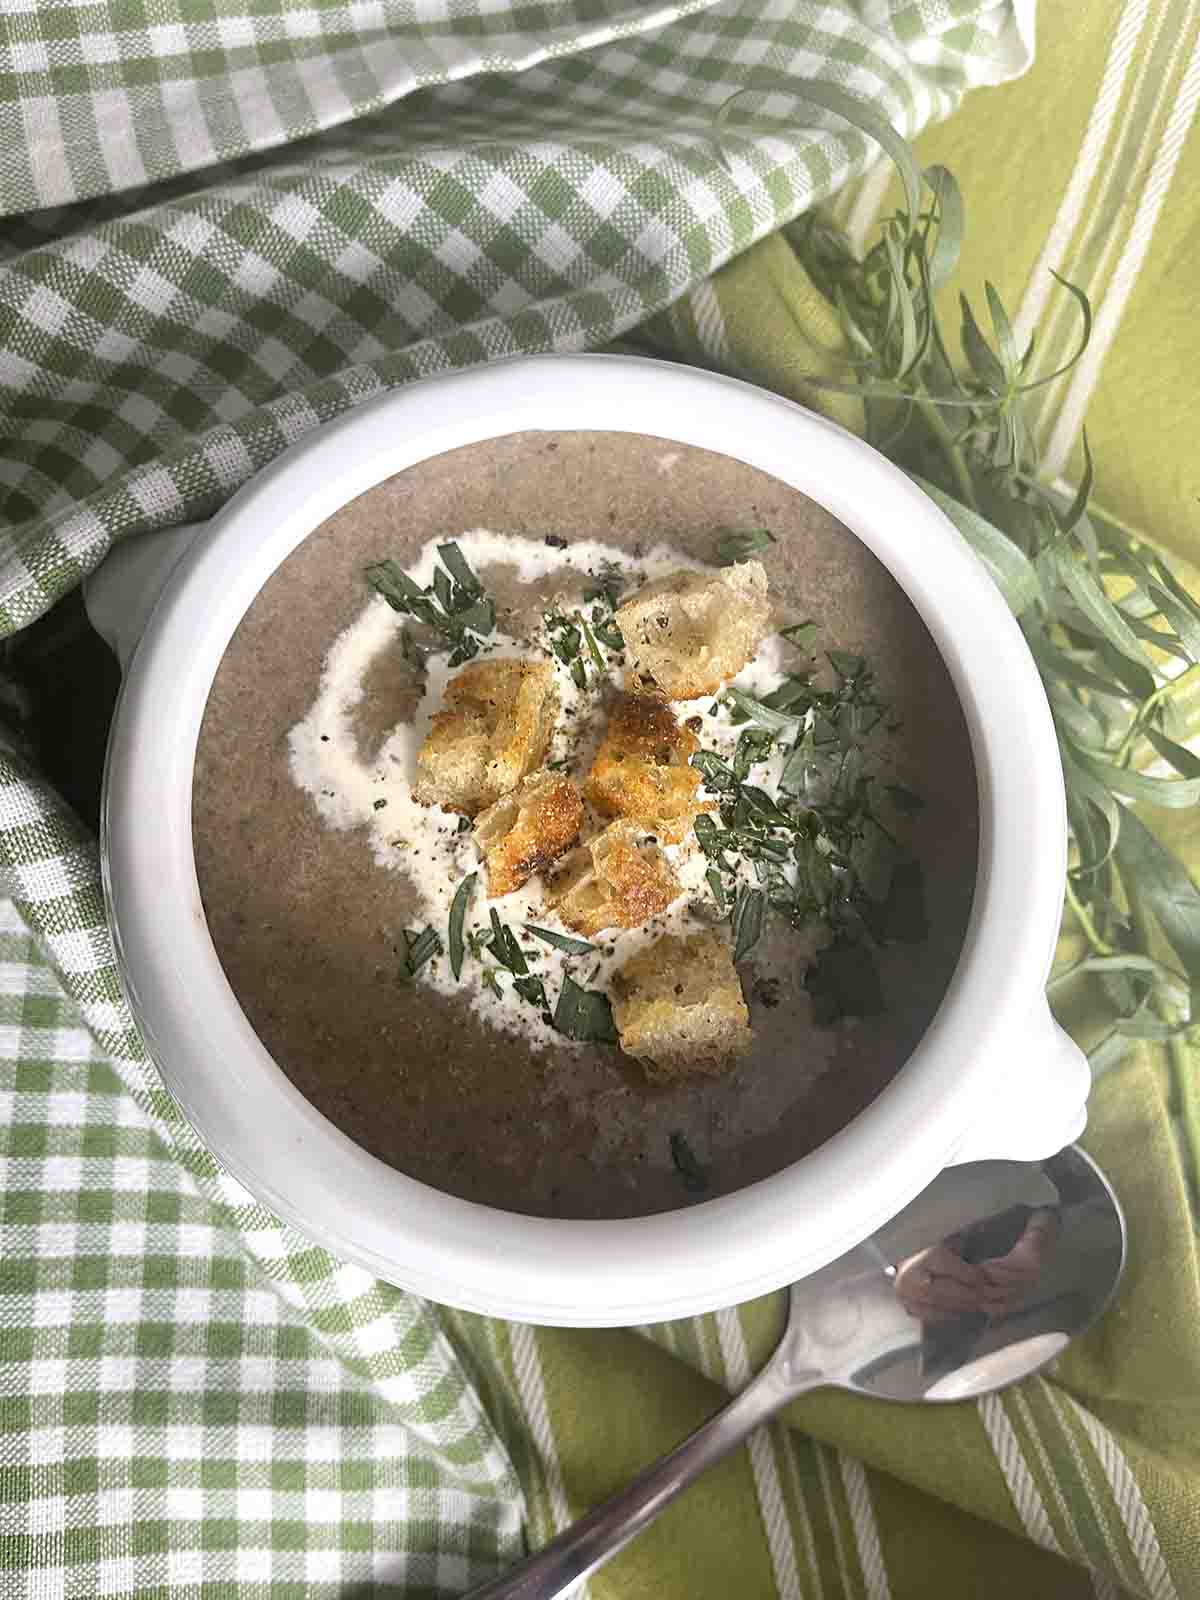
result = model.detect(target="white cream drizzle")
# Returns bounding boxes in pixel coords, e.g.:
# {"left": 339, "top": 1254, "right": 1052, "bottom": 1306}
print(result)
{"left": 288, "top": 529, "right": 793, "bottom": 1050}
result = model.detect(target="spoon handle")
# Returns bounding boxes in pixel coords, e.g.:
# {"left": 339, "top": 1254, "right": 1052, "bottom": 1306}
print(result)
{"left": 466, "top": 1358, "right": 817, "bottom": 1600}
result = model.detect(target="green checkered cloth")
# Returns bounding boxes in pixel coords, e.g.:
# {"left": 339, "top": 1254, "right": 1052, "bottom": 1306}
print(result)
{"left": 0, "top": 0, "right": 1029, "bottom": 632}
{"left": 5, "top": 1, "right": 1200, "bottom": 1596}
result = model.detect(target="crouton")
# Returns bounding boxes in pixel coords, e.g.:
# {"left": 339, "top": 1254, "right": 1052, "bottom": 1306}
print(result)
{"left": 584, "top": 691, "right": 710, "bottom": 844}
{"left": 474, "top": 770, "right": 583, "bottom": 897}
{"left": 549, "top": 820, "right": 680, "bottom": 937}
{"left": 413, "top": 659, "right": 557, "bottom": 815}
{"left": 611, "top": 929, "right": 752, "bottom": 1079}
{"left": 616, "top": 562, "right": 772, "bottom": 698}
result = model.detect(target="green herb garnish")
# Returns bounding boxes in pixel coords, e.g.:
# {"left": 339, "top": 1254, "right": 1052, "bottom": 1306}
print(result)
{"left": 591, "top": 612, "right": 624, "bottom": 652}
{"left": 669, "top": 1132, "right": 708, "bottom": 1193}
{"left": 723, "top": 78, "right": 1200, "bottom": 1067}
{"left": 400, "top": 926, "right": 442, "bottom": 982}
{"left": 372, "top": 797, "right": 387, "bottom": 811}
{"left": 552, "top": 975, "right": 618, "bottom": 1043}
{"left": 544, "top": 612, "right": 587, "bottom": 690}
{"left": 827, "top": 650, "right": 865, "bottom": 683}
{"left": 733, "top": 727, "right": 776, "bottom": 780}
{"left": 448, "top": 873, "right": 477, "bottom": 980}
{"left": 584, "top": 559, "right": 626, "bottom": 610}
{"left": 691, "top": 750, "right": 740, "bottom": 793}
{"left": 435, "top": 541, "right": 483, "bottom": 598}
{"left": 723, "top": 687, "right": 801, "bottom": 735}
{"left": 525, "top": 924, "right": 597, "bottom": 955}
{"left": 487, "top": 909, "right": 529, "bottom": 976}
{"left": 366, "top": 542, "right": 495, "bottom": 667}
{"left": 715, "top": 527, "right": 776, "bottom": 565}
{"left": 578, "top": 612, "right": 606, "bottom": 674}
{"left": 546, "top": 600, "right": 623, "bottom": 689}
{"left": 513, "top": 975, "right": 550, "bottom": 1012}
{"left": 730, "top": 884, "right": 765, "bottom": 962}
{"left": 690, "top": 640, "right": 925, "bottom": 983}
{"left": 780, "top": 621, "right": 818, "bottom": 652}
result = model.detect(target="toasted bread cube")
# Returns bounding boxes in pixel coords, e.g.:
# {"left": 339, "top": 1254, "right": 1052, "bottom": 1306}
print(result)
{"left": 611, "top": 929, "right": 751, "bottom": 1079}
{"left": 474, "top": 770, "right": 584, "bottom": 897}
{"left": 617, "top": 562, "right": 771, "bottom": 698}
{"left": 584, "top": 691, "right": 710, "bottom": 844}
{"left": 413, "top": 659, "right": 557, "bottom": 815}
{"left": 549, "top": 820, "right": 680, "bottom": 937}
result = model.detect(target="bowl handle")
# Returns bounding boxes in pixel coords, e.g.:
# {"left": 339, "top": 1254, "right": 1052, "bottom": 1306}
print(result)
{"left": 948, "top": 1002, "right": 1090, "bottom": 1165}
{"left": 84, "top": 522, "right": 206, "bottom": 673}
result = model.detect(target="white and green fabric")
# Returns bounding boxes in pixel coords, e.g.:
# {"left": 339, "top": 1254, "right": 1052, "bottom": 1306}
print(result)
{"left": 3, "top": 1, "right": 1200, "bottom": 1596}
{"left": 0, "top": 0, "right": 1032, "bottom": 631}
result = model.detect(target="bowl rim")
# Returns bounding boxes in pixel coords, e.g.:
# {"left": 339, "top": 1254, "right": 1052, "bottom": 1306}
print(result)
{"left": 101, "top": 352, "right": 1067, "bottom": 1325}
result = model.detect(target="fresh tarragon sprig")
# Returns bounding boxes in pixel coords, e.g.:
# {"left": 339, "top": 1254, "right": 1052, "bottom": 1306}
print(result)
{"left": 365, "top": 541, "right": 495, "bottom": 667}
{"left": 719, "top": 78, "right": 1200, "bottom": 1119}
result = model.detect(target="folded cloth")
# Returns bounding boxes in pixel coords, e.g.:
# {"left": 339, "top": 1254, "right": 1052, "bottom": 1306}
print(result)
{"left": 5, "top": 1, "right": 1200, "bottom": 1597}
{"left": 0, "top": 0, "right": 1031, "bottom": 631}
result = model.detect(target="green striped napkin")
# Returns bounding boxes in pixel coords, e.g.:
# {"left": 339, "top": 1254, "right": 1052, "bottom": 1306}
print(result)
{"left": 3, "top": 1, "right": 1199, "bottom": 1596}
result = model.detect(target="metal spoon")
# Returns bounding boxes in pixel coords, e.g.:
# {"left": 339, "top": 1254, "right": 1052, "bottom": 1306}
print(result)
{"left": 468, "top": 1145, "right": 1125, "bottom": 1600}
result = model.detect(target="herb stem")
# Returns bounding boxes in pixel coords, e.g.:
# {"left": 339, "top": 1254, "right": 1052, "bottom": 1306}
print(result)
{"left": 1114, "top": 662, "right": 1200, "bottom": 767}
{"left": 1063, "top": 875, "right": 1116, "bottom": 958}
{"left": 577, "top": 612, "right": 606, "bottom": 674}
{"left": 914, "top": 391, "right": 979, "bottom": 511}
{"left": 1046, "top": 951, "right": 1189, "bottom": 996}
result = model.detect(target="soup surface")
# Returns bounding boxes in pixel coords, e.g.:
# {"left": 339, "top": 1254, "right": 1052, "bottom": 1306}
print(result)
{"left": 192, "top": 430, "right": 978, "bottom": 1218}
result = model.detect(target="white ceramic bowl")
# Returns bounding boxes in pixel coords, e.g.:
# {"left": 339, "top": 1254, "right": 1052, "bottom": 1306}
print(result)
{"left": 97, "top": 354, "right": 1088, "bottom": 1326}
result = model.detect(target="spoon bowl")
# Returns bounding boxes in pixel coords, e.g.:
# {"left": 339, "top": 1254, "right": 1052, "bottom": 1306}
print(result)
{"left": 469, "top": 1145, "right": 1125, "bottom": 1598}
{"left": 781, "top": 1144, "right": 1124, "bottom": 1404}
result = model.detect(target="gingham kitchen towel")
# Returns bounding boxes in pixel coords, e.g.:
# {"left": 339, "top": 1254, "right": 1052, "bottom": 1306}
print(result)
{"left": 7, "top": 0, "right": 1200, "bottom": 1596}
{"left": 0, "top": 0, "right": 1031, "bottom": 631}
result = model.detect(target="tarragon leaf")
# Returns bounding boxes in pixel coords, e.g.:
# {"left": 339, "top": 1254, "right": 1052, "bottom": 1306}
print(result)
{"left": 1018, "top": 272, "right": 1093, "bottom": 392}
{"left": 553, "top": 976, "right": 618, "bottom": 1044}
{"left": 924, "top": 165, "right": 963, "bottom": 290}
{"left": 525, "top": 924, "right": 597, "bottom": 955}
{"left": 1144, "top": 728, "right": 1200, "bottom": 780}
{"left": 691, "top": 751, "right": 740, "bottom": 793}
{"left": 1081, "top": 755, "right": 1200, "bottom": 811}
{"left": 724, "top": 688, "right": 800, "bottom": 735}
{"left": 488, "top": 909, "right": 529, "bottom": 976}
{"left": 718, "top": 77, "right": 923, "bottom": 225}
{"left": 448, "top": 874, "right": 476, "bottom": 980}
{"left": 513, "top": 975, "right": 550, "bottom": 1012}
{"left": 401, "top": 926, "right": 442, "bottom": 982}
{"left": 1114, "top": 808, "right": 1200, "bottom": 984}
{"left": 733, "top": 727, "right": 776, "bottom": 780}
{"left": 731, "top": 885, "right": 765, "bottom": 962}
{"left": 436, "top": 541, "right": 484, "bottom": 599}
{"left": 911, "top": 475, "right": 1041, "bottom": 615}
{"left": 959, "top": 292, "right": 1006, "bottom": 391}
{"left": 365, "top": 560, "right": 424, "bottom": 611}
{"left": 715, "top": 527, "right": 775, "bottom": 565}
